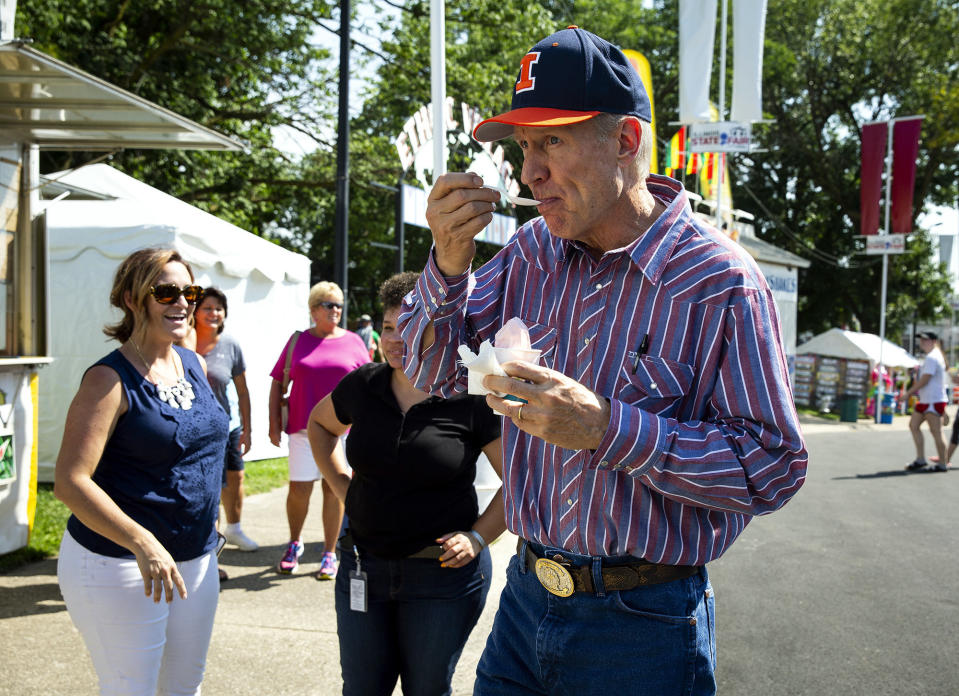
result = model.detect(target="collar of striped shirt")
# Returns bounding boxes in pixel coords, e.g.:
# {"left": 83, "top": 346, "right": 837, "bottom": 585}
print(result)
{"left": 515, "top": 174, "right": 699, "bottom": 287}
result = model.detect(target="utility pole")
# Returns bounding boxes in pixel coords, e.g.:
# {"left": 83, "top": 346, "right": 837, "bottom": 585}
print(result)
{"left": 332, "top": 0, "right": 350, "bottom": 324}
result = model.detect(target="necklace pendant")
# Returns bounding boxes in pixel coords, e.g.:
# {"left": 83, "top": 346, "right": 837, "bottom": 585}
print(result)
{"left": 142, "top": 354, "right": 195, "bottom": 411}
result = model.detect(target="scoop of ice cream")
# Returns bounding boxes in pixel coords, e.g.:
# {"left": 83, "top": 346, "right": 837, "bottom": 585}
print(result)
{"left": 494, "top": 317, "right": 532, "bottom": 350}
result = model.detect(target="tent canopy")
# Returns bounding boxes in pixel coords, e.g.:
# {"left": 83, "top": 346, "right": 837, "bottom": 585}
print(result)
{"left": 38, "top": 165, "right": 310, "bottom": 477}
{"left": 43, "top": 164, "right": 308, "bottom": 285}
{"left": 0, "top": 42, "right": 241, "bottom": 151}
{"left": 796, "top": 328, "right": 919, "bottom": 368}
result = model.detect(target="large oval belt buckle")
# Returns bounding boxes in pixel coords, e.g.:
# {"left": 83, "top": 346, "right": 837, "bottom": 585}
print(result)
{"left": 534, "top": 558, "right": 575, "bottom": 597}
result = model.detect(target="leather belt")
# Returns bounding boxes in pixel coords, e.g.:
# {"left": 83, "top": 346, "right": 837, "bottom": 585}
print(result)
{"left": 520, "top": 539, "right": 700, "bottom": 597}
{"left": 340, "top": 531, "right": 444, "bottom": 560}
{"left": 407, "top": 545, "right": 444, "bottom": 560}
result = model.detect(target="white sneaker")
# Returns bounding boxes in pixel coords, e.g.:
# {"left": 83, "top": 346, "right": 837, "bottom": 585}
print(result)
{"left": 223, "top": 527, "right": 259, "bottom": 552}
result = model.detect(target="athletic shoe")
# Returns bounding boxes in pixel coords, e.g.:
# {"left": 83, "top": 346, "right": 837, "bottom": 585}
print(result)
{"left": 317, "top": 551, "right": 338, "bottom": 580}
{"left": 932, "top": 463, "right": 948, "bottom": 472}
{"left": 276, "top": 540, "right": 304, "bottom": 574}
{"left": 223, "top": 527, "right": 259, "bottom": 552}
{"left": 905, "top": 460, "right": 927, "bottom": 471}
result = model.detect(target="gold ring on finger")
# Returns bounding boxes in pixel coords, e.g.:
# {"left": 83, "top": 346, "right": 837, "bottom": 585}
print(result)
{"left": 517, "top": 404, "right": 524, "bottom": 421}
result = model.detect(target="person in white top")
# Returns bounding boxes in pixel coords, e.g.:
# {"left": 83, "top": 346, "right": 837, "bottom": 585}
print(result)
{"left": 905, "top": 331, "right": 949, "bottom": 471}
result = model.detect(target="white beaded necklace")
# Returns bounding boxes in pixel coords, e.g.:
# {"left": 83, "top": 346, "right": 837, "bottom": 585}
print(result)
{"left": 130, "top": 339, "right": 195, "bottom": 410}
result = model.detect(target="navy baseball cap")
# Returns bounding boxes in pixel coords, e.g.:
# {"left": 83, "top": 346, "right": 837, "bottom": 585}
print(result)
{"left": 473, "top": 26, "right": 652, "bottom": 143}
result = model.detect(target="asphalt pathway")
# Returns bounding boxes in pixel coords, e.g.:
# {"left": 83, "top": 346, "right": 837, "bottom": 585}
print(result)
{"left": 1, "top": 415, "right": 956, "bottom": 695}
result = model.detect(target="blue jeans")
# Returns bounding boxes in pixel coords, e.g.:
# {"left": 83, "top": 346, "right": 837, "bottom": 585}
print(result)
{"left": 474, "top": 541, "right": 717, "bottom": 696}
{"left": 335, "top": 543, "right": 492, "bottom": 696}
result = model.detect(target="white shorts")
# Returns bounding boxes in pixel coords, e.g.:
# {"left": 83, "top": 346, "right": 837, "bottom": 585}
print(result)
{"left": 287, "top": 430, "right": 351, "bottom": 482}
{"left": 57, "top": 529, "right": 219, "bottom": 696}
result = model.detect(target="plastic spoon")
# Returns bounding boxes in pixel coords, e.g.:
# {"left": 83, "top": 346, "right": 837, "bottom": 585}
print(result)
{"left": 485, "top": 186, "right": 541, "bottom": 206}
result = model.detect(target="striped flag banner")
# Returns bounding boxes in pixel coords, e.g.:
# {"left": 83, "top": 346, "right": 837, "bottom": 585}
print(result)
{"left": 666, "top": 127, "right": 687, "bottom": 175}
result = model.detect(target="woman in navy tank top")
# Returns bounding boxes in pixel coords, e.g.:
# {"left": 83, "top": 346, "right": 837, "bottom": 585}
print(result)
{"left": 54, "top": 247, "right": 229, "bottom": 695}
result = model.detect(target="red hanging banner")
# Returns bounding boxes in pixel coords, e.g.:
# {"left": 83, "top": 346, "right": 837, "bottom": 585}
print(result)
{"left": 860, "top": 122, "right": 886, "bottom": 236}
{"left": 891, "top": 118, "right": 922, "bottom": 235}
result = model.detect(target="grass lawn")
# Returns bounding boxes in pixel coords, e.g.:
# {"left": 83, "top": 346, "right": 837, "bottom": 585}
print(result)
{"left": 0, "top": 457, "right": 288, "bottom": 574}
{"left": 797, "top": 406, "right": 841, "bottom": 421}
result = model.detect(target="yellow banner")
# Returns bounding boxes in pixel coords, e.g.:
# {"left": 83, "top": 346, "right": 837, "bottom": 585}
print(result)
{"left": 623, "top": 50, "right": 658, "bottom": 175}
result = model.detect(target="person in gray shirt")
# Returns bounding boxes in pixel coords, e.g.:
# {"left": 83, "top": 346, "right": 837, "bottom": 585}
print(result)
{"left": 195, "top": 287, "right": 258, "bottom": 552}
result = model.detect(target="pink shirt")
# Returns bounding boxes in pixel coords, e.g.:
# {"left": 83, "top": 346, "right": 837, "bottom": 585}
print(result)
{"left": 270, "top": 330, "right": 370, "bottom": 433}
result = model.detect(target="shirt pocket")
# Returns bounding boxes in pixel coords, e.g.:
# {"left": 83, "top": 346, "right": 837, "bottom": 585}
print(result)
{"left": 618, "top": 355, "right": 695, "bottom": 417}
{"left": 524, "top": 321, "right": 558, "bottom": 370}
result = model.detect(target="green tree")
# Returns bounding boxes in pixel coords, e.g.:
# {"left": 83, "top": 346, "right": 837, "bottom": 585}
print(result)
{"left": 733, "top": 0, "right": 958, "bottom": 338}
{"left": 17, "top": 0, "right": 339, "bottom": 247}
{"left": 19, "top": 0, "right": 957, "bottom": 335}
{"left": 352, "top": 0, "right": 958, "bottom": 338}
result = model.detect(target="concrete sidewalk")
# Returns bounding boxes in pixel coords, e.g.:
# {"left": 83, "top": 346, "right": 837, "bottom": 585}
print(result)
{"left": 0, "top": 484, "right": 517, "bottom": 695}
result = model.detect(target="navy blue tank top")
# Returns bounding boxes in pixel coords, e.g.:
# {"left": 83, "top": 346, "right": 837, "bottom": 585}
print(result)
{"left": 66, "top": 345, "right": 229, "bottom": 561}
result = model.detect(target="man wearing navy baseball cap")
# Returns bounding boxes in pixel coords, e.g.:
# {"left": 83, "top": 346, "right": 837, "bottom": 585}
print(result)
{"left": 399, "top": 26, "right": 806, "bottom": 695}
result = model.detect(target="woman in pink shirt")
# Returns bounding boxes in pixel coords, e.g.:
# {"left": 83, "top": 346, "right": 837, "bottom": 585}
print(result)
{"left": 269, "top": 282, "right": 370, "bottom": 578}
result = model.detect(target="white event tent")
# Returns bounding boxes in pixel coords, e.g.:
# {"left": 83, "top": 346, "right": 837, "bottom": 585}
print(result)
{"left": 38, "top": 164, "right": 310, "bottom": 479}
{"left": 795, "top": 328, "right": 919, "bottom": 369}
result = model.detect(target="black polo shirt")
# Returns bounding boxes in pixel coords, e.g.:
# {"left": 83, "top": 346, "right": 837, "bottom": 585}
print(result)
{"left": 331, "top": 362, "right": 500, "bottom": 559}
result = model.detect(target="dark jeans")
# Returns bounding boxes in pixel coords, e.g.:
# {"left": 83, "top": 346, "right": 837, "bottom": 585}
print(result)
{"left": 474, "top": 541, "right": 717, "bottom": 696}
{"left": 334, "top": 542, "right": 492, "bottom": 696}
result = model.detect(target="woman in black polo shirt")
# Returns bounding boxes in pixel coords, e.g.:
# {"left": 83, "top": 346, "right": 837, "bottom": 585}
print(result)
{"left": 307, "top": 272, "right": 505, "bottom": 696}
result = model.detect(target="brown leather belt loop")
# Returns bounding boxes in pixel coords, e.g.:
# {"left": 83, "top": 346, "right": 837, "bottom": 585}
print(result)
{"left": 518, "top": 539, "right": 700, "bottom": 595}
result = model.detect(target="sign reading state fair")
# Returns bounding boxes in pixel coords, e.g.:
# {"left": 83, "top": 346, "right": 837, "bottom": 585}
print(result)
{"left": 689, "top": 122, "right": 752, "bottom": 153}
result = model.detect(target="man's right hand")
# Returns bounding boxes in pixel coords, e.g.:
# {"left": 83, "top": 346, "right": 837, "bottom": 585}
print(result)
{"left": 426, "top": 173, "right": 501, "bottom": 277}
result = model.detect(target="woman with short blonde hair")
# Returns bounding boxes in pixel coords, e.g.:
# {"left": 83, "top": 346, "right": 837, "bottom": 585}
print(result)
{"left": 268, "top": 281, "right": 370, "bottom": 578}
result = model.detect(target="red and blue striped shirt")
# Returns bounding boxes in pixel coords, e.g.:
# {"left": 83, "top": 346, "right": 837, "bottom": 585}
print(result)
{"left": 399, "top": 175, "right": 807, "bottom": 565}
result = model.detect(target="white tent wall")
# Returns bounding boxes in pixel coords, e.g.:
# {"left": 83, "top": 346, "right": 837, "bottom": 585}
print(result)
{"left": 38, "top": 165, "right": 310, "bottom": 481}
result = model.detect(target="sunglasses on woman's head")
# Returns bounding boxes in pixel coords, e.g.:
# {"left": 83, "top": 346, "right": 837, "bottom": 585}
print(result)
{"left": 150, "top": 284, "right": 203, "bottom": 305}
{"left": 316, "top": 301, "right": 343, "bottom": 310}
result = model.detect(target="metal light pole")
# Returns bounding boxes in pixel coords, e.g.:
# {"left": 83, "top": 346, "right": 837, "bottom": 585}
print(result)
{"left": 714, "top": 0, "right": 729, "bottom": 230}
{"left": 332, "top": 0, "right": 350, "bottom": 323}
{"left": 875, "top": 120, "right": 893, "bottom": 423}
{"left": 430, "top": 0, "right": 446, "bottom": 179}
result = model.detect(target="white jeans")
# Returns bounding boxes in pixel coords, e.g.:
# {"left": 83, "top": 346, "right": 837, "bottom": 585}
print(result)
{"left": 57, "top": 530, "right": 219, "bottom": 696}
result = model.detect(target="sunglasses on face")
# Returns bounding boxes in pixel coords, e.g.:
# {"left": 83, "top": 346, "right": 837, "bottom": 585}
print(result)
{"left": 316, "top": 301, "right": 343, "bottom": 310}
{"left": 150, "top": 283, "right": 203, "bottom": 305}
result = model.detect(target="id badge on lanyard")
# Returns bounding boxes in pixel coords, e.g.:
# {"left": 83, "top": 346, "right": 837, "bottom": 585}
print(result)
{"left": 349, "top": 545, "right": 367, "bottom": 613}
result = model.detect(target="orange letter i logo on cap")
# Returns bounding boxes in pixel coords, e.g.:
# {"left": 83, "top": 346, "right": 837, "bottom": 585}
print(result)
{"left": 515, "top": 52, "right": 540, "bottom": 94}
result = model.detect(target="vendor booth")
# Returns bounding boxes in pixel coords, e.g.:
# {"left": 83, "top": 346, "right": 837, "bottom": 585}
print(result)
{"left": 0, "top": 27, "right": 241, "bottom": 553}
{"left": 38, "top": 164, "right": 310, "bottom": 480}
{"left": 793, "top": 328, "right": 919, "bottom": 414}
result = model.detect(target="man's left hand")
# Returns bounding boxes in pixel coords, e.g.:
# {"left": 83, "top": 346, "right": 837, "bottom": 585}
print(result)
{"left": 484, "top": 362, "right": 611, "bottom": 450}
